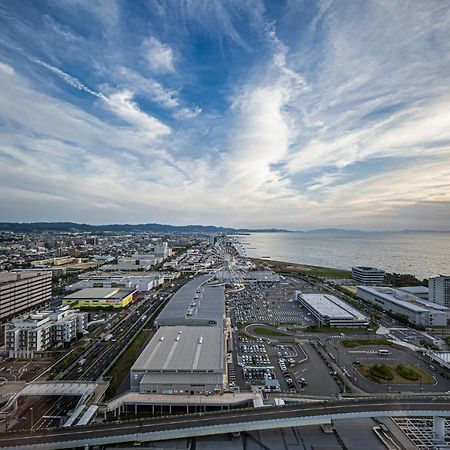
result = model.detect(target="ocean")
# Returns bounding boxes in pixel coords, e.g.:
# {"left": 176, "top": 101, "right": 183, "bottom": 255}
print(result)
{"left": 236, "top": 231, "right": 450, "bottom": 280}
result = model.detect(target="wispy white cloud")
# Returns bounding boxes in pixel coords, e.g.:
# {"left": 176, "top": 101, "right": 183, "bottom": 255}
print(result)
{"left": 143, "top": 36, "right": 175, "bottom": 73}
{"left": 1, "top": 0, "right": 450, "bottom": 229}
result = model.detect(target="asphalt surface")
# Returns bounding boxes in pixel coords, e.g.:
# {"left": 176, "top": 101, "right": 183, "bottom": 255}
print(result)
{"left": 0, "top": 398, "right": 449, "bottom": 448}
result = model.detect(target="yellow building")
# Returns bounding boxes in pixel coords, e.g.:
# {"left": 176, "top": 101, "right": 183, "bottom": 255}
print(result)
{"left": 63, "top": 287, "right": 136, "bottom": 308}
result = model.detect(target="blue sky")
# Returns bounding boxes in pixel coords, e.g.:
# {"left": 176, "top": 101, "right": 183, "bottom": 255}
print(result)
{"left": 0, "top": 0, "right": 450, "bottom": 230}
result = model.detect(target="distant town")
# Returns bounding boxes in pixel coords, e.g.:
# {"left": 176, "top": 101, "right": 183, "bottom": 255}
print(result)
{"left": 0, "top": 229, "right": 449, "bottom": 448}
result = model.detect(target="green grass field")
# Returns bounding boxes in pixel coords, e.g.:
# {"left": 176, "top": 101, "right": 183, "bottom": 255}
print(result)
{"left": 105, "top": 328, "right": 151, "bottom": 399}
{"left": 251, "top": 326, "right": 290, "bottom": 337}
{"left": 357, "top": 363, "right": 434, "bottom": 384}
{"left": 251, "top": 258, "right": 351, "bottom": 279}
{"left": 341, "top": 338, "right": 392, "bottom": 348}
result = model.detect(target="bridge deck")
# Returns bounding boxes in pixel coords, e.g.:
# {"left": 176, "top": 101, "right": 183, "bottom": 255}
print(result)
{"left": 0, "top": 397, "right": 449, "bottom": 450}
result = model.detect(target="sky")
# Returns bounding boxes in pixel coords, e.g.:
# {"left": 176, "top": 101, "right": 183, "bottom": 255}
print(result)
{"left": 0, "top": 0, "right": 450, "bottom": 230}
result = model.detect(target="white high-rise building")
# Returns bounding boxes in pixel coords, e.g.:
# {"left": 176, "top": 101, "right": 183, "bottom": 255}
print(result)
{"left": 153, "top": 242, "right": 171, "bottom": 259}
{"left": 429, "top": 275, "right": 450, "bottom": 307}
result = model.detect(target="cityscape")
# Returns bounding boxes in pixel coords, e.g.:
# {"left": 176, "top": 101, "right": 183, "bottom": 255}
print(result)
{"left": 0, "top": 230, "right": 449, "bottom": 449}
{"left": 1, "top": 1, "right": 450, "bottom": 449}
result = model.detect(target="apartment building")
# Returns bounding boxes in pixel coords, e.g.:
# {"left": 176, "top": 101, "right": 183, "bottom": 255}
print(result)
{"left": 4, "top": 305, "right": 87, "bottom": 358}
{"left": 429, "top": 275, "right": 450, "bottom": 307}
{"left": 0, "top": 271, "right": 52, "bottom": 322}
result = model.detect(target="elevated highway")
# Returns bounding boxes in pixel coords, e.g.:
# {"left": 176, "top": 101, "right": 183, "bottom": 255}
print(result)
{"left": 0, "top": 397, "right": 449, "bottom": 449}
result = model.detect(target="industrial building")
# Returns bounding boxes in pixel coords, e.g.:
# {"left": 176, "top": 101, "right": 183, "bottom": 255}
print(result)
{"left": 295, "top": 292, "right": 369, "bottom": 327}
{"left": 399, "top": 286, "right": 429, "bottom": 300}
{"left": 130, "top": 326, "right": 225, "bottom": 394}
{"left": 357, "top": 286, "right": 449, "bottom": 327}
{"left": 4, "top": 305, "right": 87, "bottom": 358}
{"left": 62, "top": 287, "right": 136, "bottom": 308}
{"left": 0, "top": 271, "right": 52, "bottom": 322}
{"left": 428, "top": 275, "right": 450, "bottom": 307}
{"left": 66, "top": 272, "right": 163, "bottom": 292}
{"left": 154, "top": 275, "right": 225, "bottom": 327}
{"left": 351, "top": 266, "right": 385, "bottom": 284}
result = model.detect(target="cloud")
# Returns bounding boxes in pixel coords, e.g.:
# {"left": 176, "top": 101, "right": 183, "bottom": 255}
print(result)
{"left": 28, "top": 58, "right": 171, "bottom": 139}
{"left": 0, "top": 62, "right": 15, "bottom": 75}
{"left": 0, "top": 0, "right": 449, "bottom": 230}
{"left": 117, "top": 67, "right": 179, "bottom": 108}
{"left": 143, "top": 36, "right": 175, "bottom": 73}
{"left": 105, "top": 89, "right": 171, "bottom": 138}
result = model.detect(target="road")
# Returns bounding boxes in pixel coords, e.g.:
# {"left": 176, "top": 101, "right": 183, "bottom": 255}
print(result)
{"left": 0, "top": 397, "right": 449, "bottom": 448}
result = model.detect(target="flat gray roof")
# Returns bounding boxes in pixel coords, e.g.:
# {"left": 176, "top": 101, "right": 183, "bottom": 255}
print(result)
{"left": 131, "top": 326, "right": 224, "bottom": 373}
{"left": 298, "top": 293, "right": 368, "bottom": 321}
{"left": 357, "top": 286, "right": 430, "bottom": 313}
{"left": 399, "top": 286, "right": 429, "bottom": 294}
{"left": 155, "top": 275, "right": 224, "bottom": 326}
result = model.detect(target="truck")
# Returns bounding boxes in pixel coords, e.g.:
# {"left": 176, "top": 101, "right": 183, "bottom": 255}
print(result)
{"left": 104, "top": 334, "right": 113, "bottom": 342}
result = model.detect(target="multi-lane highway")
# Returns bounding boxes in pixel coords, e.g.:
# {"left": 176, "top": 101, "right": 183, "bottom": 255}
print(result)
{"left": 0, "top": 397, "right": 449, "bottom": 449}
{"left": 17, "top": 279, "right": 189, "bottom": 431}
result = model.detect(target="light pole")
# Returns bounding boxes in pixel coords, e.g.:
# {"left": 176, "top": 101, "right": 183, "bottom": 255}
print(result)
{"left": 30, "top": 407, "right": 34, "bottom": 430}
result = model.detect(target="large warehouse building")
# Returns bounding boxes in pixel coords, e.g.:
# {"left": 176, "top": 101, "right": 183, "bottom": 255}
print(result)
{"left": 130, "top": 326, "right": 225, "bottom": 394}
{"left": 62, "top": 287, "right": 136, "bottom": 308}
{"left": 357, "top": 286, "right": 449, "bottom": 327}
{"left": 154, "top": 274, "right": 224, "bottom": 327}
{"left": 296, "top": 292, "right": 369, "bottom": 327}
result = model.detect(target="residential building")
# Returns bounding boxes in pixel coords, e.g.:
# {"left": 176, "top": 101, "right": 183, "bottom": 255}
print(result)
{"left": 153, "top": 242, "right": 172, "bottom": 259}
{"left": 429, "top": 275, "right": 450, "bottom": 307}
{"left": 4, "top": 305, "right": 87, "bottom": 358}
{"left": 351, "top": 266, "right": 385, "bottom": 284}
{"left": 0, "top": 271, "right": 52, "bottom": 322}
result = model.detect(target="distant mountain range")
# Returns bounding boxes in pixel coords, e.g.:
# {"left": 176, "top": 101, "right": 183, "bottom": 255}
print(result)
{"left": 0, "top": 222, "right": 448, "bottom": 234}
{"left": 0, "top": 222, "right": 288, "bottom": 234}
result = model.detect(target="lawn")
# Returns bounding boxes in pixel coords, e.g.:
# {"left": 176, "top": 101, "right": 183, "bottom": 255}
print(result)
{"left": 251, "top": 258, "right": 351, "bottom": 279}
{"left": 357, "top": 363, "right": 434, "bottom": 385}
{"left": 105, "top": 328, "right": 151, "bottom": 399}
{"left": 251, "top": 326, "right": 290, "bottom": 337}
{"left": 341, "top": 338, "right": 392, "bottom": 348}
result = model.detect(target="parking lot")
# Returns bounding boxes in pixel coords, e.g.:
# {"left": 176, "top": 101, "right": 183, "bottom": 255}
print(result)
{"left": 227, "top": 277, "right": 316, "bottom": 326}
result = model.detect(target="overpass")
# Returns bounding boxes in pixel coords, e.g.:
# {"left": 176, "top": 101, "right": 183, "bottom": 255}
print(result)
{"left": 0, "top": 397, "right": 449, "bottom": 449}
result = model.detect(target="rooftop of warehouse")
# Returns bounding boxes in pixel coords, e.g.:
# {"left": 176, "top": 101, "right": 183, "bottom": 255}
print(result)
{"left": 299, "top": 293, "right": 368, "bottom": 321}
{"left": 131, "top": 325, "right": 224, "bottom": 373}
{"left": 155, "top": 274, "right": 224, "bottom": 324}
